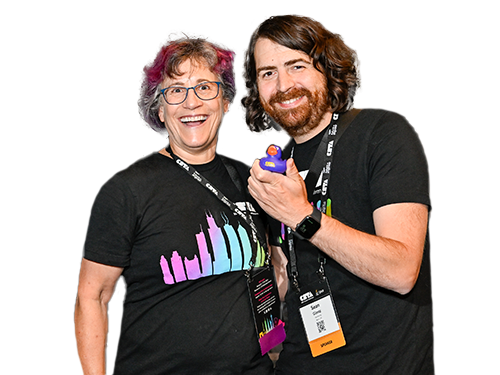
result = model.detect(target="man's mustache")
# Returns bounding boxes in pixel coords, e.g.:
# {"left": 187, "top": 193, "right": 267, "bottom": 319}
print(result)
{"left": 269, "top": 87, "right": 311, "bottom": 106}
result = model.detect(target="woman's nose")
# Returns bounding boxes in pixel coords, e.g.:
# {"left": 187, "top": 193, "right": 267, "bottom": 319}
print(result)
{"left": 182, "top": 88, "right": 203, "bottom": 109}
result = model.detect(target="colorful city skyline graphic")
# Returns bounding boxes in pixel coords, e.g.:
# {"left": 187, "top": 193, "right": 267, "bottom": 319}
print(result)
{"left": 160, "top": 211, "right": 265, "bottom": 284}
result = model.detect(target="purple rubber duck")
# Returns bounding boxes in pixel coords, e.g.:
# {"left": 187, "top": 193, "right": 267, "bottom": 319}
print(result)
{"left": 260, "top": 145, "right": 286, "bottom": 173}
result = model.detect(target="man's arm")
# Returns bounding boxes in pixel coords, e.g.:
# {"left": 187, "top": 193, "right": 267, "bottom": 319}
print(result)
{"left": 248, "top": 159, "right": 428, "bottom": 295}
{"left": 310, "top": 202, "right": 428, "bottom": 294}
{"left": 75, "top": 259, "right": 123, "bottom": 375}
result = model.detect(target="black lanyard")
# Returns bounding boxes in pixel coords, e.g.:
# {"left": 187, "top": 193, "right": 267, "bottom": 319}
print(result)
{"left": 287, "top": 109, "right": 360, "bottom": 291}
{"left": 166, "top": 147, "right": 269, "bottom": 269}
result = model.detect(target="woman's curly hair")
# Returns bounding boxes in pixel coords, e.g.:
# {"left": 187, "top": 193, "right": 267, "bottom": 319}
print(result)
{"left": 241, "top": 15, "right": 360, "bottom": 132}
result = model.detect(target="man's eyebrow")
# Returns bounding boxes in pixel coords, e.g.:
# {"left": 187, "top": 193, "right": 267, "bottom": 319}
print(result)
{"left": 256, "top": 65, "right": 276, "bottom": 74}
{"left": 256, "top": 58, "right": 312, "bottom": 74}
{"left": 284, "top": 58, "right": 311, "bottom": 67}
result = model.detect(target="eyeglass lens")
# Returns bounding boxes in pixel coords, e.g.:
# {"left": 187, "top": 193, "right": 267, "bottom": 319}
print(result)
{"left": 164, "top": 82, "right": 219, "bottom": 104}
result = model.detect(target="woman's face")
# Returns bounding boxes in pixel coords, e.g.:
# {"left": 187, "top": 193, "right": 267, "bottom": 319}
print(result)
{"left": 158, "top": 59, "right": 229, "bottom": 163}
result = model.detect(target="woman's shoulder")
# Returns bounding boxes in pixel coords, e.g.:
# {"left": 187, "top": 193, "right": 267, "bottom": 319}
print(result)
{"left": 99, "top": 152, "right": 174, "bottom": 193}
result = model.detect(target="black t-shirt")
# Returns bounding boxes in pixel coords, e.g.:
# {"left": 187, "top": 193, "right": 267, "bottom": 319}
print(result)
{"left": 84, "top": 152, "right": 274, "bottom": 374}
{"left": 272, "top": 109, "right": 434, "bottom": 374}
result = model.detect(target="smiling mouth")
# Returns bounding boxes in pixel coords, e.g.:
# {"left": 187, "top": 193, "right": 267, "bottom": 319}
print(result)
{"left": 280, "top": 96, "right": 304, "bottom": 105}
{"left": 273, "top": 95, "right": 307, "bottom": 110}
{"left": 180, "top": 115, "right": 208, "bottom": 125}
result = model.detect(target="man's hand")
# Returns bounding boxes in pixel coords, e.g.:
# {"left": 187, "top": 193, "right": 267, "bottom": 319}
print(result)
{"left": 248, "top": 158, "right": 313, "bottom": 229}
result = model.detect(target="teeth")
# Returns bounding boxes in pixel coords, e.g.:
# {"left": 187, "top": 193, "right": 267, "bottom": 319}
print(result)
{"left": 180, "top": 115, "right": 208, "bottom": 123}
{"left": 281, "top": 96, "right": 303, "bottom": 105}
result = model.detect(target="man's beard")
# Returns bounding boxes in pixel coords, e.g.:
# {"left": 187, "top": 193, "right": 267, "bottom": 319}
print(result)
{"left": 261, "top": 86, "right": 331, "bottom": 138}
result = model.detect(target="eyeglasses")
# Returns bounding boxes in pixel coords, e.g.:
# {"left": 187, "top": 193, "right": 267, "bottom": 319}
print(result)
{"left": 160, "top": 81, "right": 222, "bottom": 105}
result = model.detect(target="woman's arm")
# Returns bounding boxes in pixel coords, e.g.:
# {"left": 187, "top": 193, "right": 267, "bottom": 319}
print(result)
{"left": 270, "top": 245, "right": 289, "bottom": 301}
{"left": 75, "top": 259, "right": 123, "bottom": 375}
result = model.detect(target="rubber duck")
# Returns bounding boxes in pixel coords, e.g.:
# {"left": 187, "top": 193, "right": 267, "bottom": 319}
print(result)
{"left": 259, "top": 144, "right": 286, "bottom": 173}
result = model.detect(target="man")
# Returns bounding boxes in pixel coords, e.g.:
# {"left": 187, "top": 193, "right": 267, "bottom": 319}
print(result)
{"left": 242, "top": 15, "right": 433, "bottom": 374}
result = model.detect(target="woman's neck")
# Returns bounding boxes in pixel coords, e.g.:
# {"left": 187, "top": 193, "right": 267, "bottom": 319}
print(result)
{"left": 161, "top": 144, "right": 217, "bottom": 165}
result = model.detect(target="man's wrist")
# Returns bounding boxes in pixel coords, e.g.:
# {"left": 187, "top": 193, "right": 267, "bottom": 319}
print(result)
{"left": 294, "top": 207, "right": 322, "bottom": 240}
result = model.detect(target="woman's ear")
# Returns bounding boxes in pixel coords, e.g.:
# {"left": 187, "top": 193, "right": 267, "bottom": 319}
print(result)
{"left": 158, "top": 105, "right": 165, "bottom": 122}
{"left": 223, "top": 100, "right": 230, "bottom": 113}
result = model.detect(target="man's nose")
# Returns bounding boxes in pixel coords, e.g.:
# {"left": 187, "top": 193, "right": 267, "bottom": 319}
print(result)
{"left": 277, "top": 71, "right": 295, "bottom": 93}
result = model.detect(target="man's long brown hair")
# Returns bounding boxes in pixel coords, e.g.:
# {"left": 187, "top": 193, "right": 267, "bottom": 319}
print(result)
{"left": 242, "top": 15, "right": 360, "bottom": 132}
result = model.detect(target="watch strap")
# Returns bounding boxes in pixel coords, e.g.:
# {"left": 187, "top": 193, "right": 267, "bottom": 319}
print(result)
{"left": 308, "top": 207, "right": 322, "bottom": 223}
{"left": 294, "top": 207, "right": 322, "bottom": 240}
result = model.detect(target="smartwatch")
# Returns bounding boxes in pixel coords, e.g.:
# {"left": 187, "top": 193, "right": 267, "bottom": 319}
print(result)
{"left": 294, "top": 207, "right": 322, "bottom": 240}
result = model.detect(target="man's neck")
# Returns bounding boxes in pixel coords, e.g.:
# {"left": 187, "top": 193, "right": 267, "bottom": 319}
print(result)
{"left": 293, "top": 110, "right": 334, "bottom": 144}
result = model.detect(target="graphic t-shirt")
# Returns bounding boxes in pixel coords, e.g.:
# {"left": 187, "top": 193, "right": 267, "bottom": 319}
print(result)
{"left": 84, "top": 152, "right": 274, "bottom": 375}
{"left": 272, "top": 109, "right": 434, "bottom": 374}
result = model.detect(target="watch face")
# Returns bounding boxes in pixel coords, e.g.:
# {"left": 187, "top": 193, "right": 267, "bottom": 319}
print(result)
{"left": 297, "top": 216, "right": 321, "bottom": 239}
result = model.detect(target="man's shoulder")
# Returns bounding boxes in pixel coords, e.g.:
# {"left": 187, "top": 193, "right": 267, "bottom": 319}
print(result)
{"left": 356, "top": 108, "right": 407, "bottom": 123}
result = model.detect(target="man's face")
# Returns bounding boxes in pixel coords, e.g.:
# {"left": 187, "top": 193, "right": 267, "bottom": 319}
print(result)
{"left": 254, "top": 38, "right": 332, "bottom": 141}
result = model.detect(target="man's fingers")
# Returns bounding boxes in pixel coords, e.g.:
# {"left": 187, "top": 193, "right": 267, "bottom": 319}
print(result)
{"left": 285, "top": 158, "right": 301, "bottom": 181}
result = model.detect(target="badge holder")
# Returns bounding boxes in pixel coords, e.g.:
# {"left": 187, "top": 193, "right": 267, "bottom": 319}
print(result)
{"left": 296, "top": 270, "right": 345, "bottom": 357}
{"left": 247, "top": 266, "right": 286, "bottom": 355}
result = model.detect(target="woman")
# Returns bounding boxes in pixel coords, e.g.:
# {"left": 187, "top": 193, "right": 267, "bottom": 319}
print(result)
{"left": 75, "top": 38, "right": 274, "bottom": 374}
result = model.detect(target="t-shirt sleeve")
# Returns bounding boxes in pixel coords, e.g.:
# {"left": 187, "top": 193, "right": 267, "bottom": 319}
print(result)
{"left": 83, "top": 174, "right": 137, "bottom": 267}
{"left": 367, "top": 111, "right": 431, "bottom": 211}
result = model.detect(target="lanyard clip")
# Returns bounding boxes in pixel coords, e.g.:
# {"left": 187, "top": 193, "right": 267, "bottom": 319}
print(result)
{"left": 317, "top": 254, "right": 326, "bottom": 280}
{"left": 291, "top": 271, "right": 300, "bottom": 293}
{"left": 264, "top": 245, "right": 271, "bottom": 267}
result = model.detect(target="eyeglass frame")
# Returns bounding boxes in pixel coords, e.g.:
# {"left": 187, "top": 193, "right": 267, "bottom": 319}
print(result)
{"left": 159, "top": 81, "right": 222, "bottom": 105}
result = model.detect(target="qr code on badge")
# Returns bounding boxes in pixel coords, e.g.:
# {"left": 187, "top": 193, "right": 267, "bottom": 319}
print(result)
{"left": 316, "top": 320, "right": 326, "bottom": 333}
